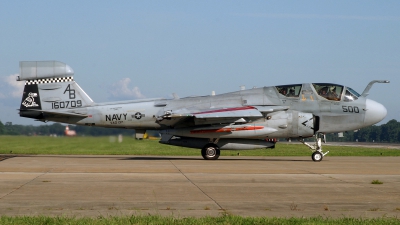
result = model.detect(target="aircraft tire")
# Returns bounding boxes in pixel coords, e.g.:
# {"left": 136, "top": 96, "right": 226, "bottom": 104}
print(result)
{"left": 311, "top": 151, "right": 323, "bottom": 162}
{"left": 201, "top": 144, "right": 220, "bottom": 160}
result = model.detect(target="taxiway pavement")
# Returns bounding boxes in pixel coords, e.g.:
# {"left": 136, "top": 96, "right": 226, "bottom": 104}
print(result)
{"left": 0, "top": 155, "right": 399, "bottom": 218}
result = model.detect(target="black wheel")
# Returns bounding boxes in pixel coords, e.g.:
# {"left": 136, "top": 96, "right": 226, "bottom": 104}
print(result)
{"left": 311, "top": 151, "right": 323, "bottom": 162}
{"left": 201, "top": 144, "right": 220, "bottom": 160}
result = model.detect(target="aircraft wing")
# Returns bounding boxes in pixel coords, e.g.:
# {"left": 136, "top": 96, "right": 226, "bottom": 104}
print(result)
{"left": 158, "top": 105, "right": 288, "bottom": 127}
{"left": 191, "top": 106, "right": 262, "bottom": 118}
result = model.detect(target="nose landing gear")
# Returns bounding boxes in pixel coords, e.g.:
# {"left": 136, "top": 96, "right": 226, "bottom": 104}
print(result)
{"left": 299, "top": 133, "right": 329, "bottom": 162}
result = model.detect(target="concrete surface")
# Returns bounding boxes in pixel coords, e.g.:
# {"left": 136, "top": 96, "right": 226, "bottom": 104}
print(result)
{"left": 0, "top": 155, "right": 399, "bottom": 218}
{"left": 283, "top": 141, "right": 400, "bottom": 149}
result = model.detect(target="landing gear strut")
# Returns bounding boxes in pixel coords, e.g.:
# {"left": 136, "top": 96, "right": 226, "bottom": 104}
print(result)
{"left": 201, "top": 143, "right": 220, "bottom": 160}
{"left": 299, "top": 133, "right": 329, "bottom": 162}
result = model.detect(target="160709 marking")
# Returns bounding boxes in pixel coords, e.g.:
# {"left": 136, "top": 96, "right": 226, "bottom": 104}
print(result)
{"left": 52, "top": 100, "right": 82, "bottom": 109}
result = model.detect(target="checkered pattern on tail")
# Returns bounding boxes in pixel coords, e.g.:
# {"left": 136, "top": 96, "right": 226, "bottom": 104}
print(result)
{"left": 25, "top": 77, "right": 74, "bottom": 85}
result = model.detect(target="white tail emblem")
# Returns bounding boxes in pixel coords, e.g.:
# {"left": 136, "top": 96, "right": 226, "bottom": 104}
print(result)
{"left": 22, "top": 92, "right": 39, "bottom": 107}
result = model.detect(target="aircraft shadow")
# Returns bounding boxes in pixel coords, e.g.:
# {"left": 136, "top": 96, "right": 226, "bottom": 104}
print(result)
{"left": 119, "top": 156, "right": 310, "bottom": 162}
{"left": 1, "top": 154, "right": 310, "bottom": 162}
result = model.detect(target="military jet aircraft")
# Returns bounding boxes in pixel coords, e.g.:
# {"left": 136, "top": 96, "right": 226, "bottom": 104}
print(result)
{"left": 17, "top": 61, "right": 389, "bottom": 161}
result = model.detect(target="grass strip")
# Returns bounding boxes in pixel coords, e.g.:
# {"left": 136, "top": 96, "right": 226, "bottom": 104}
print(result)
{"left": 0, "top": 215, "right": 399, "bottom": 225}
{"left": 1, "top": 136, "right": 399, "bottom": 157}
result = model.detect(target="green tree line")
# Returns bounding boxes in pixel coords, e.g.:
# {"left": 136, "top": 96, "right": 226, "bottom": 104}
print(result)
{"left": 326, "top": 119, "right": 400, "bottom": 143}
{"left": 0, "top": 120, "right": 153, "bottom": 137}
{"left": 1, "top": 119, "right": 400, "bottom": 142}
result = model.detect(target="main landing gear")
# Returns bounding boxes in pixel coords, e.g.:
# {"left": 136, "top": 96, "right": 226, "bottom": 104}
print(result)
{"left": 201, "top": 143, "right": 220, "bottom": 160}
{"left": 299, "top": 133, "right": 330, "bottom": 162}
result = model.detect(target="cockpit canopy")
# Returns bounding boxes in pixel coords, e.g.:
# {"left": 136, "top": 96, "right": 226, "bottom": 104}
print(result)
{"left": 276, "top": 84, "right": 302, "bottom": 98}
{"left": 312, "top": 83, "right": 360, "bottom": 102}
{"left": 275, "top": 83, "right": 361, "bottom": 102}
{"left": 343, "top": 87, "right": 361, "bottom": 102}
{"left": 312, "top": 83, "right": 343, "bottom": 101}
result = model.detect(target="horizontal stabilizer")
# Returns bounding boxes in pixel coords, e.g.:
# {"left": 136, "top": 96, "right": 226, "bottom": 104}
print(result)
{"left": 19, "top": 109, "right": 88, "bottom": 118}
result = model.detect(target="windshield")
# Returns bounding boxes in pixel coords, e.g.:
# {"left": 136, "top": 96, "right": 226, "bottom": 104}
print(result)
{"left": 313, "top": 83, "right": 343, "bottom": 101}
{"left": 343, "top": 87, "right": 360, "bottom": 102}
{"left": 275, "top": 84, "right": 302, "bottom": 97}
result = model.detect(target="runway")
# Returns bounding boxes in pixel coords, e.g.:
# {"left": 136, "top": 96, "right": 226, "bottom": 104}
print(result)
{"left": 0, "top": 155, "right": 399, "bottom": 218}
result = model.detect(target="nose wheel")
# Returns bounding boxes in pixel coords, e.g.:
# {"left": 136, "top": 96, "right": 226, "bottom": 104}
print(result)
{"left": 311, "top": 151, "right": 323, "bottom": 162}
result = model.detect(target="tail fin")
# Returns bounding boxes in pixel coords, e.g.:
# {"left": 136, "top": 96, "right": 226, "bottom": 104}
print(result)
{"left": 18, "top": 61, "right": 94, "bottom": 121}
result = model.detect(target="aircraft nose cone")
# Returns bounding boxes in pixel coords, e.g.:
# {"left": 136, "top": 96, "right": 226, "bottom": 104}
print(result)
{"left": 364, "top": 99, "right": 387, "bottom": 126}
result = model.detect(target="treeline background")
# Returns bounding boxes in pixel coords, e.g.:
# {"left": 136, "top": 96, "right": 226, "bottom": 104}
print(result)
{"left": 1, "top": 119, "right": 400, "bottom": 143}
{"left": 0, "top": 120, "right": 159, "bottom": 137}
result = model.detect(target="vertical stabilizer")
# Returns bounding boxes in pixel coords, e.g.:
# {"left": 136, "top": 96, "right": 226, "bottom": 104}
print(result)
{"left": 18, "top": 61, "right": 94, "bottom": 120}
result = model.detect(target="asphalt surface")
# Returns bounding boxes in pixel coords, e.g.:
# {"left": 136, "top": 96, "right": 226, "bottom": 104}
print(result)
{"left": 0, "top": 155, "right": 399, "bottom": 218}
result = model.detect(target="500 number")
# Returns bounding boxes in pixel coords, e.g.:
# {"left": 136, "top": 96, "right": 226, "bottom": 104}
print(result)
{"left": 52, "top": 100, "right": 82, "bottom": 109}
{"left": 342, "top": 106, "right": 359, "bottom": 113}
